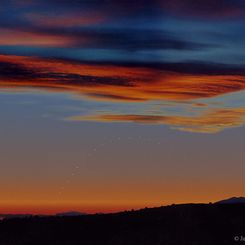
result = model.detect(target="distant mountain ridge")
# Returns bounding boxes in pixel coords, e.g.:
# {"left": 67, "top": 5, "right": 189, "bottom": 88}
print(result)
{"left": 55, "top": 211, "right": 86, "bottom": 217}
{"left": 0, "top": 211, "right": 86, "bottom": 220}
{"left": 215, "top": 197, "right": 245, "bottom": 204}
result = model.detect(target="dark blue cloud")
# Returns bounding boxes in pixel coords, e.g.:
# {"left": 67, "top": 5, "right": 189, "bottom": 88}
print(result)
{"left": 0, "top": 0, "right": 245, "bottom": 65}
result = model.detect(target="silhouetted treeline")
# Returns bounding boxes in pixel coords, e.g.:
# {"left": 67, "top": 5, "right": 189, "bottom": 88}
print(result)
{"left": 0, "top": 203, "right": 245, "bottom": 245}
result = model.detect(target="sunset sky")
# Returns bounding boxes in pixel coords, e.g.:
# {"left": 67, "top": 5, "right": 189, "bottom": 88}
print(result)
{"left": 0, "top": 0, "right": 245, "bottom": 214}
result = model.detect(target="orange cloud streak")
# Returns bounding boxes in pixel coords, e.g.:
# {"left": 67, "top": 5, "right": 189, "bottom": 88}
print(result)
{"left": 0, "top": 29, "right": 77, "bottom": 47}
{"left": 1, "top": 54, "right": 245, "bottom": 102}
{"left": 69, "top": 107, "right": 245, "bottom": 133}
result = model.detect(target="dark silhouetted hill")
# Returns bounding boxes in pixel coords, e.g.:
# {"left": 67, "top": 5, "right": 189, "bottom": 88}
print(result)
{"left": 0, "top": 203, "right": 245, "bottom": 245}
{"left": 216, "top": 197, "right": 245, "bottom": 204}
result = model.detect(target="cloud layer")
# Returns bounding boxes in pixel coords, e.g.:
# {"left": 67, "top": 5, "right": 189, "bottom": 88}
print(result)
{"left": 1, "top": 54, "right": 245, "bottom": 133}
{"left": 1, "top": 54, "right": 245, "bottom": 101}
{"left": 1, "top": 0, "right": 245, "bottom": 66}
{"left": 70, "top": 108, "right": 245, "bottom": 133}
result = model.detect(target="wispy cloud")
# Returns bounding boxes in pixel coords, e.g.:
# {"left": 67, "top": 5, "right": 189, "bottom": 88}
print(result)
{"left": 1, "top": 54, "right": 245, "bottom": 101}
{"left": 25, "top": 12, "right": 106, "bottom": 28}
{"left": 1, "top": 0, "right": 244, "bottom": 66}
{"left": 0, "top": 28, "right": 74, "bottom": 47}
{"left": 0, "top": 25, "right": 211, "bottom": 51}
{"left": 1, "top": 54, "right": 245, "bottom": 133}
{"left": 68, "top": 107, "right": 245, "bottom": 133}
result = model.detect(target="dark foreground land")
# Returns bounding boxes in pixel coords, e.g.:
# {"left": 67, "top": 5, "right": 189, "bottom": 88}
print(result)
{"left": 1, "top": 204, "right": 245, "bottom": 245}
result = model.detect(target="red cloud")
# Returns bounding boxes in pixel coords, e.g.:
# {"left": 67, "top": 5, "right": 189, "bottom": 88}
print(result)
{"left": 0, "top": 54, "right": 245, "bottom": 102}
{"left": 25, "top": 12, "right": 106, "bottom": 28}
{"left": 0, "top": 28, "right": 76, "bottom": 47}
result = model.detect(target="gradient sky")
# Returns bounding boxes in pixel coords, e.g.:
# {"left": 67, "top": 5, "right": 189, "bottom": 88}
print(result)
{"left": 0, "top": 0, "right": 245, "bottom": 214}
